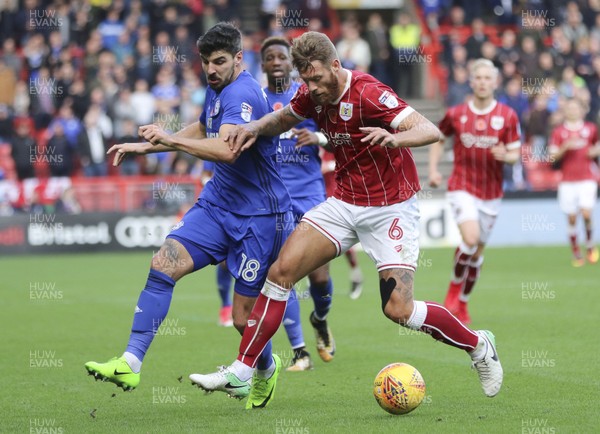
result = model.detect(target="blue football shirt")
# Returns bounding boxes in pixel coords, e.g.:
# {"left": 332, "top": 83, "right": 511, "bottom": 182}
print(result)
{"left": 199, "top": 71, "right": 291, "bottom": 215}
{"left": 264, "top": 81, "right": 325, "bottom": 200}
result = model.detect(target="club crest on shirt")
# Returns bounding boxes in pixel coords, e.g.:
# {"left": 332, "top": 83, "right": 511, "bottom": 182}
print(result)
{"left": 378, "top": 91, "right": 398, "bottom": 108}
{"left": 581, "top": 126, "right": 590, "bottom": 138}
{"left": 475, "top": 118, "right": 487, "bottom": 131}
{"left": 490, "top": 116, "right": 504, "bottom": 130}
{"left": 241, "top": 102, "right": 253, "bottom": 122}
{"left": 339, "top": 102, "right": 353, "bottom": 121}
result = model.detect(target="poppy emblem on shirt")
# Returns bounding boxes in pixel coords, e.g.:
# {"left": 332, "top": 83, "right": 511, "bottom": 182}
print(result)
{"left": 490, "top": 116, "right": 504, "bottom": 130}
{"left": 339, "top": 102, "right": 353, "bottom": 121}
{"left": 475, "top": 118, "right": 487, "bottom": 131}
{"left": 273, "top": 102, "right": 284, "bottom": 111}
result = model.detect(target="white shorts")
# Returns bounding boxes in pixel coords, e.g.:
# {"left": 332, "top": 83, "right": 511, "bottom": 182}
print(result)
{"left": 446, "top": 190, "right": 501, "bottom": 244}
{"left": 558, "top": 180, "right": 598, "bottom": 214}
{"left": 301, "top": 196, "right": 420, "bottom": 272}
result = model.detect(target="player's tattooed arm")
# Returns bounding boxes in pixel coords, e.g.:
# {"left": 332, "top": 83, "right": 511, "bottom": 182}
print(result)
{"left": 227, "top": 105, "right": 302, "bottom": 154}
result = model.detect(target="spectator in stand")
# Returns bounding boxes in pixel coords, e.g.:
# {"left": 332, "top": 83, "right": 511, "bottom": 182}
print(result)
{"left": 13, "top": 81, "right": 30, "bottom": 117}
{"left": 0, "top": 104, "right": 13, "bottom": 142}
{"left": 465, "top": 18, "right": 488, "bottom": 60}
{"left": 336, "top": 20, "right": 371, "bottom": 73}
{"left": 574, "top": 37, "right": 594, "bottom": 81}
{"left": 151, "top": 66, "right": 181, "bottom": 113}
{"left": 0, "top": 59, "right": 17, "bottom": 108}
{"left": 115, "top": 118, "right": 141, "bottom": 176}
{"left": 131, "top": 79, "right": 156, "bottom": 126}
{"left": 480, "top": 40, "right": 500, "bottom": 69}
{"left": 55, "top": 187, "right": 82, "bottom": 214}
{"left": 519, "top": 36, "right": 541, "bottom": 79}
{"left": 98, "top": 8, "right": 125, "bottom": 51}
{"left": 78, "top": 105, "right": 112, "bottom": 177}
{"left": 446, "top": 65, "right": 471, "bottom": 107}
{"left": 10, "top": 117, "right": 36, "bottom": 180}
{"left": 50, "top": 105, "right": 82, "bottom": 149}
{"left": 500, "top": 61, "right": 518, "bottom": 86}
{"left": 112, "top": 31, "right": 135, "bottom": 66}
{"left": 1, "top": 38, "right": 22, "bottom": 79}
{"left": 550, "top": 27, "right": 575, "bottom": 71}
{"left": 498, "top": 77, "right": 530, "bottom": 126}
{"left": 535, "top": 51, "right": 560, "bottom": 82}
{"left": 390, "top": 12, "right": 421, "bottom": 98}
{"left": 134, "top": 37, "right": 155, "bottom": 84}
{"left": 558, "top": 65, "right": 588, "bottom": 99}
{"left": 418, "top": 0, "right": 444, "bottom": 31}
{"left": 585, "top": 56, "right": 600, "bottom": 121}
{"left": 441, "top": 28, "right": 463, "bottom": 67}
{"left": 496, "top": 29, "right": 520, "bottom": 65}
{"left": 47, "top": 123, "right": 74, "bottom": 177}
{"left": 561, "top": 2, "right": 588, "bottom": 44}
{"left": 526, "top": 94, "right": 551, "bottom": 159}
{"left": 364, "top": 13, "right": 391, "bottom": 86}
{"left": 112, "top": 86, "right": 135, "bottom": 139}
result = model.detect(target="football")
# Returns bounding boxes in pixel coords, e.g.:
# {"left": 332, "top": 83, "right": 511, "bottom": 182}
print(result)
{"left": 373, "top": 363, "right": 426, "bottom": 415}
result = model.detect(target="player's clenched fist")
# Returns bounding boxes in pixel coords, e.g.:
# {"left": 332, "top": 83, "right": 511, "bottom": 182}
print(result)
{"left": 139, "top": 124, "right": 170, "bottom": 146}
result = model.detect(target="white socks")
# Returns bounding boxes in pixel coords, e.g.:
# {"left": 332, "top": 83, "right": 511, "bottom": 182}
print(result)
{"left": 123, "top": 351, "right": 142, "bottom": 373}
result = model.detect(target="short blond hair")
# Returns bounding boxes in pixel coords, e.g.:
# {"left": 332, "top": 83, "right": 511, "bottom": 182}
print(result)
{"left": 469, "top": 58, "right": 499, "bottom": 80}
{"left": 291, "top": 32, "right": 338, "bottom": 73}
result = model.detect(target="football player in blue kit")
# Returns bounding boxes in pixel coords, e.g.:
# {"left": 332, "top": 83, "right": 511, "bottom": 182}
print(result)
{"left": 85, "top": 23, "right": 290, "bottom": 409}
{"left": 209, "top": 37, "right": 337, "bottom": 372}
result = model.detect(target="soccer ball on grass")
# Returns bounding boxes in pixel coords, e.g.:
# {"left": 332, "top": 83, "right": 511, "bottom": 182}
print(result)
{"left": 373, "top": 362, "right": 426, "bottom": 415}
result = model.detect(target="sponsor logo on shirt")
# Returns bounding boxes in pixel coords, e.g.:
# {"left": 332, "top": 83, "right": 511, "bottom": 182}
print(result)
{"left": 241, "top": 102, "right": 253, "bottom": 122}
{"left": 378, "top": 91, "right": 399, "bottom": 108}
{"left": 460, "top": 133, "right": 499, "bottom": 148}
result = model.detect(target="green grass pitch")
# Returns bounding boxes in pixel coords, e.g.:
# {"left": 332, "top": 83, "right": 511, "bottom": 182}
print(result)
{"left": 4, "top": 246, "right": 599, "bottom": 433}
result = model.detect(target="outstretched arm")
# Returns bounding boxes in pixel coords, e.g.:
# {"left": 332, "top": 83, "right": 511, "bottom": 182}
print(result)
{"left": 107, "top": 121, "right": 206, "bottom": 166}
{"left": 141, "top": 123, "right": 240, "bottom": 163}
{"left": 227, "top": 105, "right": 302, "bottom": 155}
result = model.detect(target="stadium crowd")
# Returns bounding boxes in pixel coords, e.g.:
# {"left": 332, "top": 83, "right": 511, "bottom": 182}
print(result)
{"left": 0, "top": 1, "right": 598, "bottom": 195}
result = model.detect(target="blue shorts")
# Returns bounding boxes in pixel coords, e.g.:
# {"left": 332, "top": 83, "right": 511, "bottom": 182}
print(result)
{"left": 291, "top": 194, "right": 326, "bottom": 222}
{"left": 168, "top": 199, "right": 292, "bottom": 297}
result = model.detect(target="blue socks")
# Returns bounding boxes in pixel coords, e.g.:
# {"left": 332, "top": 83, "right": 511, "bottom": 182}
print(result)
{"left": 125, "top": 269, "right": 175, "bottom": 362}
{"left": 217, "top": 264, "right": 232, "bottom": 307}
{"left": 283, "top": 289, "right": 305, "bottom": 349}
{"left": 311, "top": 278, "right": 333, "bottom": 320}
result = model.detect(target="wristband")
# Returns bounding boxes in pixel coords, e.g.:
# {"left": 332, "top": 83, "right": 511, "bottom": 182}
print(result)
{"left": 315, "top": 132, "right": 328, "bottom": 148}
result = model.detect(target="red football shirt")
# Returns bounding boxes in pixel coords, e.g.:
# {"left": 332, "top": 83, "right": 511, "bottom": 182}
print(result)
{"left": 548, "top": 121, "right": 600, "bottom": 182}
{"left": 439, "top": 100, "right": 521, "bottom": 199}
{"left": 290, "top": 70, "right": 419, "bottom": 206}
